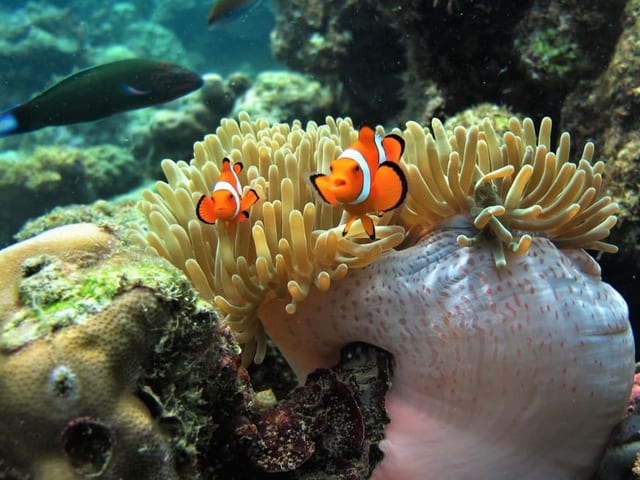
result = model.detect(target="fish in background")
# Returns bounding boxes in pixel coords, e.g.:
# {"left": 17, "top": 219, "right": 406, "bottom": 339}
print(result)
{"left": 0, "top": 59, "right": 203, "bottom": 136}
{"left": 207, "top": 0, "right": 262, "bottom": 25}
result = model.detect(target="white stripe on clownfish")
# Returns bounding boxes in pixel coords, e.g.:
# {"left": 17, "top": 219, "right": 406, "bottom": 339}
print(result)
{"left": 213, "top": 180, "right": 241, "bottom": 218}
{"left": 340, "top": 131, "right": 387, "bottom": 205}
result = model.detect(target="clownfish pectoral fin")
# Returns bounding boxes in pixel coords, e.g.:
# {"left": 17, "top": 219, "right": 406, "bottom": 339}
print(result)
{"left": 309, "top": 173, "right": 338, "bottom": 205}
{"left": 371, "top": 161, "right": 408, "bottom": 213}
{"left": 238, "top": 188, "right": 259, "bottom": 212}
{"left": 232, "top": 161, "right": 244, "bottom": 175}
{"left": 196, "top": 195, "right": 218, "bottom": 224}
{"left": 382, "top": 133, "right": 405, "bottom": 162}
{"left": 236, "top": 211, "right": 250, "bottom": 221}
{"left": 360, "top": 215, "right": 376, "bottom": 240}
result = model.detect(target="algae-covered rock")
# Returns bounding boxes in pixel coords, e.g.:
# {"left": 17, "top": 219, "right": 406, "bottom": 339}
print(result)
{"left": 232, "top": 71, "right": 334, "bottom": 123}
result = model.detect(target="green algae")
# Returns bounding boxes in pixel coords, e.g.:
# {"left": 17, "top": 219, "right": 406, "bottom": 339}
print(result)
{"left": 530, "top": 28, "right": 579, "bottom": 77}
{"left": 0, "top": 250, "right": 190, "bottom": 352}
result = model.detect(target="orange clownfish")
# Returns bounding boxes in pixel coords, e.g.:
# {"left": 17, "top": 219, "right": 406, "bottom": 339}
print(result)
{"left": 196, "top": 157, "right": 259, "bottom": 224}
{"left": 309, "top": 126, "right": 407, "bottom": 240}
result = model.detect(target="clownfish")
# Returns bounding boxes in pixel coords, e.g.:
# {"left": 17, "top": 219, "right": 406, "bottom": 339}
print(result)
{"left": 196, "top": 158, "right": 259, "bottom": 224}
{"left": 309, "top": 126, "right": 407, "bottom": 240}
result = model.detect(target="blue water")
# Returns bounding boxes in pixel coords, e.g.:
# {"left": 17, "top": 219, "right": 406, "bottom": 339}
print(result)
{"left": 0, "top": 1, "right": 277, "bottom": 106}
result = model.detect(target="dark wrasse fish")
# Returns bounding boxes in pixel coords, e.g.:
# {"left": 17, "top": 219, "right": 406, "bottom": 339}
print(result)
{"left": 0, "top": 59, "right": 203, "bottom": 136}
{"left": 207, "top": 0, "right": 260, "bottom": 25}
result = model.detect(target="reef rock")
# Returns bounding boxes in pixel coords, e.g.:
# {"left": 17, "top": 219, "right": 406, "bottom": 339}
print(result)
{"left": 0, "top": 223, "right": 245, "bottom": 479}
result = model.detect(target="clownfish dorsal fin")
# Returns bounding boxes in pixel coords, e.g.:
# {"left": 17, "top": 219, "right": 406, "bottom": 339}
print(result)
{"left": 382, "top": 133, "right": 405, "bottom": 162}
{"left": 355, "top": 126, "right": 376, "bottom": 149}
{"left": 349, "top": 125, "right": 381, "bottom": 171}
{"left": 221, "top": 158, "right": 232, "bottom": 172}
{"left": 233, "top": 161, "right": 244, "bottom": 175}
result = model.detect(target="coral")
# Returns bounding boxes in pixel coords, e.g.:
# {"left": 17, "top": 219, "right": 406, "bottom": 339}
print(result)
{"left": 559, "top": 0, "right": 640, "bottom": 359}
{"left": 237, "top": 342, "right": 391, "bottom": 477}
{"left": 270, "top": 0, "right": 624, "bottom": 124}
{"left": 0, "top": 224, "right": 186, "bottom": 478}
{"left": 561, "top": 0, "right": 640, "bottom": 258}
{"left": 596, "top": 364, "right": 640, "bottom": 480}
{"left": 140, "top": 113, "right": 633, "bottom": 478}
{"left": 0, "top": 3, "right": 84, "bottom": 107}
{"left": 270, "top": 0, "right": 404, "bottom": 123}
{"left": 513, "top": 0, "right": 624, "bottom": 90}
{"left": 0, "top": 145, "right": 142, "bottom": 248}
{"left": 13, "top": 199, "right": 141, "bottom": 244}
{"left": 0, "top": 223, "right": 182, "bottom": 478}
{"left": 232, "top": 71, "right": 334, "bottom": 124}
{"left": 0, "top": 223, "right": 249, "bottom": 479}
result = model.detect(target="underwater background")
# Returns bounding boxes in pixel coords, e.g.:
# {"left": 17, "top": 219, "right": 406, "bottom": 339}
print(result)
{"left": 1, "top": 0, "right": 640, "bottom": 479}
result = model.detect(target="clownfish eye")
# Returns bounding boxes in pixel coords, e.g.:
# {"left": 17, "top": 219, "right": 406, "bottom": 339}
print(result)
{"left": 353, "top": 165, "right": 360, "bottom": 173}
{"left": 228, "top": 193, "right": 233, "bottom": 200}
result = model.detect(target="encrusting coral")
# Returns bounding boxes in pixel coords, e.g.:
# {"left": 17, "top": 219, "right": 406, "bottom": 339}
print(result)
{"left": 139, "top": 112, "right": 634, "bottom": 479}
{"left": 0, "top": 223, "right": 234, "bottom": 479}
{"left": 0, "top": 224, "right": 171, "bottom": 479}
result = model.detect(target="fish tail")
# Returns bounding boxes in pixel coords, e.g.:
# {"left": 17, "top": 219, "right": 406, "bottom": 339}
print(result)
{"left": 0, "top": 110, "right": 19, "bottom": 136}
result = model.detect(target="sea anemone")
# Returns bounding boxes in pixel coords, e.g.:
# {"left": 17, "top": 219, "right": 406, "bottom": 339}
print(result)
{"left": 139, "top": 112, "right": 406, "bottom": 364}
{"left": 138, "top": 112, "right": 634, "bottom": 478}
